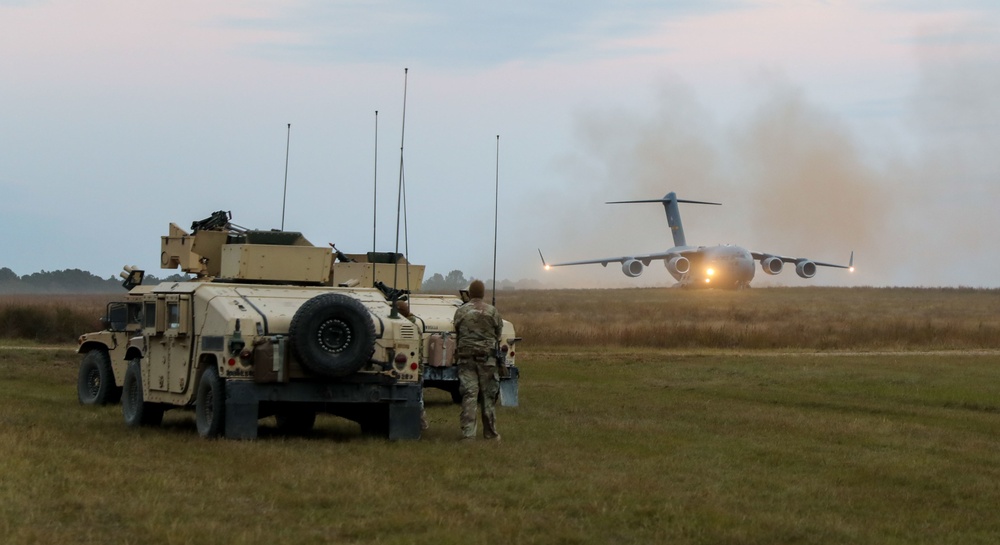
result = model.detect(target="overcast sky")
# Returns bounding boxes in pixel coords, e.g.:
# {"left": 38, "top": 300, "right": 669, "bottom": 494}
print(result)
{"left": 2, "top": 0, "right": 998, "bottom": 288}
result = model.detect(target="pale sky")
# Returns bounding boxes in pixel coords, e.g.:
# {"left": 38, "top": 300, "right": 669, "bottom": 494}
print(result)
{"left": 2, "top": 0, "right": 998, "bottom": 288}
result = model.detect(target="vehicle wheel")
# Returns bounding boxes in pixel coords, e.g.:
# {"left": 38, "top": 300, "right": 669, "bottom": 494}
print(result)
{"left": 275, "top": 406, "right": 317, "bottom": 435}
{"left": 78, "top": 350, "right": 116, "bottom": 405}
{"left": 122, "top": 359, "right": 164, "bottom": 427}
{"left": 195, "top": 367, "right": 226, "bottom": 438}
{"left": 289, "top": 293, "right": 376, "bottom": 378}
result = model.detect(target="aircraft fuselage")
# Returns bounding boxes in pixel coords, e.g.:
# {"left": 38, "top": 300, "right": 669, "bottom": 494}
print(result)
{"left": 670, "top": 245, "right": 755, "bottom": 289}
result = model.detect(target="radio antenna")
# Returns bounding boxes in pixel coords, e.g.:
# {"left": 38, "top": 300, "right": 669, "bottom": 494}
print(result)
{"left": 281, "top": 123, "right": 291, "bottom": 231}
{"left": 372, "top": 110, "right": 378, "bottom": 253}
{"left": 492, "top": 134, "right": 500, "bottom": 306}
{"left": 391, "top": 68, "right": 409, "bottom": 317}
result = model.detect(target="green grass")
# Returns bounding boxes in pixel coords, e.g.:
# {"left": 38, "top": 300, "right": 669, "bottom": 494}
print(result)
{"left": 3, "top": 347, "right": 1000, "bottom": 544}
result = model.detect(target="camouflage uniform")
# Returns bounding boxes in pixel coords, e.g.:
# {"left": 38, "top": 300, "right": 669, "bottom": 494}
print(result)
{"left": 453, "top": 296, "right": 503, "bottom": 440}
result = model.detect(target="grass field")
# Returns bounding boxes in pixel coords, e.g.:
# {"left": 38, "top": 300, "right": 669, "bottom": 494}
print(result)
{"left": 3, "top": 342, "right": 1000, "bottom": 544}
{"left": 497, "top": 286, "right": 1000, "bottom": 350}
{"left": 5, "top": 286, "right": 1000, "bottom": 349}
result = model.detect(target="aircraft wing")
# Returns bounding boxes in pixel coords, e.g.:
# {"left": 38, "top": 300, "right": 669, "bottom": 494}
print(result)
{"left": 750, "top": 251, "right": 855, "bottom": 270}
{"left": 538, "top": 248, "right": 696, "bottom": 268}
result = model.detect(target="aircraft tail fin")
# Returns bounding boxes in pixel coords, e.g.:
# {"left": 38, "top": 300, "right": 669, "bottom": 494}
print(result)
{"left": 607, "top": 192, "right": 721, "bottom": 248}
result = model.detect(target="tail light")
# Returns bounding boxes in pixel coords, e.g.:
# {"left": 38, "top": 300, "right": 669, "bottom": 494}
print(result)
{"left": 393, "top": 352, "right": 408, "bottom": 371}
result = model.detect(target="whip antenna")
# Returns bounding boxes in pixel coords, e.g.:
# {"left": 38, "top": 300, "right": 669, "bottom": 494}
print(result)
{"left": 391, "top": 68, "right": 409, "bottom": 316}
{"left": 492, "top": 135, "right": 499, "bottom": 305}
{"left": 281, "top": 123, "right": 291, "bottom": 230}
{"left": 372, "top": 111, "right": 378, "bottom": 253}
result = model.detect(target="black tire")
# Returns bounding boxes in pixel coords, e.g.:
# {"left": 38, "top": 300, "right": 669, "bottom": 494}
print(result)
{"left": 195, "top": 367, "right": 226, "bottom": 438}
{"left": 289, "top": 293, "right": 376, "bottom": 378}
{"left": 77, "top": 350, "right": 117, "bottom": 405}
{"left": 275, "top": 406, "right": 317, "bottom": 435}
{"left": 122, "top": 359, "right": 164, "bottom": 427}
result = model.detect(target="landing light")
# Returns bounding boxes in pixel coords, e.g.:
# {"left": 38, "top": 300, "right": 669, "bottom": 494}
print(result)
{"left": 849, "top": 266, "right": 855, "bottom": 273}
{"left": 706, "top": 268, "right": 715, "bottom": 276}
{"left": 544, "top": 264, "right": 551, "bottom": 271}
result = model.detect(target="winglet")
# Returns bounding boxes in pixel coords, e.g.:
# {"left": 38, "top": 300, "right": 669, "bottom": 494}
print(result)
{"left": 538, "top": 249, "right": 550, "bottom": 270}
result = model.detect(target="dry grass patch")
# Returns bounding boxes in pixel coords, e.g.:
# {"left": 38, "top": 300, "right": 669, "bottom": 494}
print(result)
{"left": 497, "top": 287, "right": 1000, "bottom": 350}
{"left": 0, "top": 294, "right": 111, "bottom": 343}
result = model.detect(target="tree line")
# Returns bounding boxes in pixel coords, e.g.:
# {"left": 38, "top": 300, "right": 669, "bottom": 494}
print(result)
{"left": 0, "top": 267, "right": 187, "bottom": 294}
{"left": 0, "top": 266, "right": 540, "bottom": 295}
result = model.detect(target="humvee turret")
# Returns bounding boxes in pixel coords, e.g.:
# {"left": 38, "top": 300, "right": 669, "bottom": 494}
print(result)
{"left": 77, "top": 212, "right": 425, "bottom": 440}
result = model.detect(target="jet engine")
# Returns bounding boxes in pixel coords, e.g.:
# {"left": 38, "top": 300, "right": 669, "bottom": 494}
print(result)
{"left": 622, "top": 259, "right": 643, "bottom": 278}
{"left": 795, "top": 260, "right": 817, "bottom": 278}
{"left": 666, "top": 256, "right": 690, "bottom": 276}
{"left": 760, "top": 256, "right": 783, "bottom": 275}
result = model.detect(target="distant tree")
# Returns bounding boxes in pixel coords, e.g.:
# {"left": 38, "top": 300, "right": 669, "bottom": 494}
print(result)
{"left": 0, "top": 267, "right": 22, "bottom": 293}
{"left": 0, "top": 267, "right": 17, "bottom": 283}
{"left": 144, "top": 273, "right": 192, "bottom": 284}
{"left": 444, "top": 270, "right": 468, "bottom": 290}
{"left": 21, "top": 269, "right": 123, "bottom": 293}
{"left": 421, "top": 270, "right": 469, "bottom": 294}
{"left": 422, "top": 273, "right": 447, "bottom": 293}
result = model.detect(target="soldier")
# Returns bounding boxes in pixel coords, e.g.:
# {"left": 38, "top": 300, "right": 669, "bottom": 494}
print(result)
{"left": 453, "top": 279, "right": 504, "bottom": 441}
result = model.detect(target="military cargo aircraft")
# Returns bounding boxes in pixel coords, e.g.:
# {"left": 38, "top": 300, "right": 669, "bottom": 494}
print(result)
{"left": 539, "top": 191, "right": 853, "bottom": 289}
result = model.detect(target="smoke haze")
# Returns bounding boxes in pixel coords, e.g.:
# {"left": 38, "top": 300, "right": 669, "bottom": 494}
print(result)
{"left": 522, "top": 29, "right": 1000, "bottom": 288}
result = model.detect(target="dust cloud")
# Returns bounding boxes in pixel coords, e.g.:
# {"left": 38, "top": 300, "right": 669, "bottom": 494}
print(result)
{"left": 522, "top": 29, "right": 1000, "bottom": 288}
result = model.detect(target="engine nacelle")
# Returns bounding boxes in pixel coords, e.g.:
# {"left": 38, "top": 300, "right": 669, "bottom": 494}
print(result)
{"left": 622, "top": 259, "right": 643, "bottom": 278}
{"left": 796, "top": 260, "right": 817, "bottom": 279}
{"left": 666, "top": 256, "right": 690, "bottom": 276}
{"left": 760, "top": 256, "right": 783, "bottom": 275}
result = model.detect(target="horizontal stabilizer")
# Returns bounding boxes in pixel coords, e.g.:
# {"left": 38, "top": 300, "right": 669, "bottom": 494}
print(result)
{"left": 606, "top": 198, "right": 721, "bottom": 206}
{"left": 606, "top": 192, "right": 720, "bottom": 248}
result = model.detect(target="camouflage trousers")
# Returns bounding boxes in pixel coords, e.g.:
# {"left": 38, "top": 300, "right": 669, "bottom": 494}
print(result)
{"left": 457, "top": 357, "right": 500, "bottom": 439}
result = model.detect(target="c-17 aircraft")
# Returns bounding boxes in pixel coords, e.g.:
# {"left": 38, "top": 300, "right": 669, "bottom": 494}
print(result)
{"left": 539, "top": 191, "right": 854, "bottom": 289}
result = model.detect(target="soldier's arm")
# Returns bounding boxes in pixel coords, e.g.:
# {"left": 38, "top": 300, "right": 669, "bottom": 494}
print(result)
{"left": 453, "top": 307, "right": 466, "bottom": 341}
{"left": 493, "top": 309, "right": 504, "bottom": 340}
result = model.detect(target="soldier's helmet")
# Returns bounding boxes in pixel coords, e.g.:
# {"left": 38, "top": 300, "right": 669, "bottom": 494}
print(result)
{"left": 468, "top": 279, "right": 485, "bottom": 299}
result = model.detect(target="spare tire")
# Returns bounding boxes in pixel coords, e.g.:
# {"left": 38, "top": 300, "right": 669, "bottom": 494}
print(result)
{"left": 289, "top": 293, "right": 377, "bottom": 378}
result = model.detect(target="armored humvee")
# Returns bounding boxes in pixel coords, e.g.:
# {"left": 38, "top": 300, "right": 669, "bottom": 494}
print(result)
{"left": 76, "top": 211, "right": 520, "bottom": 439}
{"left": 77, "top": 212, "right": 426, "bottom": 439}
{"left": 75, "top": 278, "right": 151, "bottom": 407}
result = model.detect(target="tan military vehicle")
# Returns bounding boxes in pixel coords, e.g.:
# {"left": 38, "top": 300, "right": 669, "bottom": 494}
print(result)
{"left": 76, "top": 276, "right": 151, "bottom": 406}
{"left": 76, "top": 212, "right": 426, "bottom": 439}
